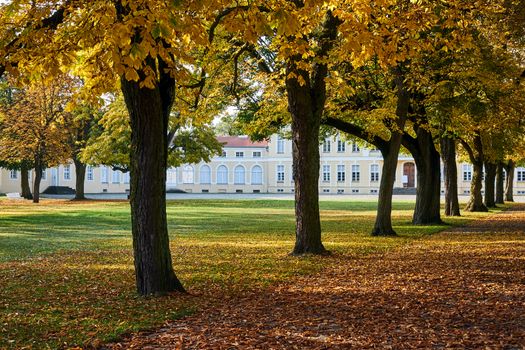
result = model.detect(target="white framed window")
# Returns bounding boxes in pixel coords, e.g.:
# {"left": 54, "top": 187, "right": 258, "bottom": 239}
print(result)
{"left": 166, "top": 168, "right": 177, "bottom": 184}
{"left": 517, "top": 168, "right": 525, "bottom": 182}
{"left": 220, "top": 150, "right": 227, "bottom": 157}
{"left": 322, "top": 165, "right": 331, "bottom": 182}
{"left": 9, "top": 169, "right": 18, "bottom": 180}
{"left": 123, "top": 172, "right": 130, "bottom": 184}
{"left": 182, "top": 165, "right": 194, "bottom": 184}
{"left": 112, "top": 170, "right": 121, "bottom": 183}
{"left": 234, "top": 165, "right": 245, "bottom": 184}
{"left": 277, "top": 188, "right": 284, "bottom": 193}
{"left": 370, "top": 164, "right": 379, "bottom": 182}
{"left": 101, "top": 166, "right": 108, "bottom": 183}
{"left": 41, "top": 169, "right": 47, "bottom": 180}
{"left": 323, "top": 139, "right": 331, "bottom": 153}
{"left": 323, "top": 189, "right": 330, "bottom": 193}
{"left": 87, "top": 166, "right": 94, "bottom": 181}
{"left": 337, "top": 165, "right": 345, "bottom": 182}
{"left": 352, "top": 143, "right": 360, "bottom": 152}
{"left": 252, "top": 151, "right": 262, "bottom": 158}
{"left": 63, "top": 165, "right": 71, "bottom": 180}
{"left": 337, "top": 139, "right": 346, "bottom": 152}
{"left": 352, "top": 164, "right": 360, "bottom": 182}
{"left": 277, "top": 165, "right": 285, "bottom": 182}
{"left": 463, "top": 164, "right": 473, "bottom": 181}
{"left": 200, "top": 165, "right": 211, "bottom": 184}
{"left": 251, "top": 165, "right": 263, "bottom": 185}
{"left": 277, "top": 135, "right": 285, "bottom": 154}
{"left": 235, "top": 151, "right": 244, "bottom": 158}
{"left": 217, "top": 165, "right": 228, "bottom": 184}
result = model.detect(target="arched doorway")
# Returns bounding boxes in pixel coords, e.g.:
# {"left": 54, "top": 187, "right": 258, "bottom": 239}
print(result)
{"left": 403, "top": 162, "right": 415, "bottom": 188}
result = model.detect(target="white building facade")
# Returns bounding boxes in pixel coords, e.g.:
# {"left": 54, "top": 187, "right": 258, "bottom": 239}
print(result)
{"left": 1, "top": 135, "right": 524, "bottom": 195}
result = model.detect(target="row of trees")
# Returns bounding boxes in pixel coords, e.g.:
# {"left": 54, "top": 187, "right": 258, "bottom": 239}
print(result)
{"left": 0, "top": 0, "right": 523, "bottom": 295}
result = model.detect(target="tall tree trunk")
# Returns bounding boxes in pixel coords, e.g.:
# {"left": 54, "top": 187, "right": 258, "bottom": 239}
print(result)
{"left": 33, "top": 160, "right": 42, "bottom": 204}
{"left": 466, "top": 160, "right": 487, "bottom": 211}
{"left": 21, "top": 166, "right": 33, "bottom": 200}
{"left": 120, "top": 63, "right": 185, "bottom": 295}
{"left": 404, "top": 126, "right": 442, "bottom": 225}
{"left": 495, "top": 162, "right": 504, "bottom": 204}
{"left": 483, "top": 161, "right": 497, "bottom": 208}
{"left": 372, "top": 67, "right": 408, "bottom": 236}
{"left": 288, "top": 12, "right": 338, "bottom": 255}
{"left": 504, "top": 160, "right": 515, "bottom": 202}
{"left": 440, "top": 137, "right": 460, "bottom": 216}
{"left": 73, "top": 158, "right": 86, "bottom": 200}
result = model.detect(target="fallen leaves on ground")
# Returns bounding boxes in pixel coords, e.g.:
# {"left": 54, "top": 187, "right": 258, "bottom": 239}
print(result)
{"left": 103, "top": 205, "right": 525, "bottom": 349}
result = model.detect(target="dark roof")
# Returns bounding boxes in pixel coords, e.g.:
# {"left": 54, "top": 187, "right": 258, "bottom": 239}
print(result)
{"left": 217, "top": 136, "right": 268, "bottom": 148}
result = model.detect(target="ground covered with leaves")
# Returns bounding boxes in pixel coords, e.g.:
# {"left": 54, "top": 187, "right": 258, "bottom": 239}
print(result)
{"left": 0, "top": 198, "right": 515, "bottom": 349}
{"left": 104, "top": 204, "right": 525, "bottom": 349}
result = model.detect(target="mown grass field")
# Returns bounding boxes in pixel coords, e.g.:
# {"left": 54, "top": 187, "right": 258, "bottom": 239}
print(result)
{"left": 0, "top": 198, "right": 502, "bottom": 349}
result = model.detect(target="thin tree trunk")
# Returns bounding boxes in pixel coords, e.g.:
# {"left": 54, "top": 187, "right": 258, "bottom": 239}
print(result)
{"left": 505, "top": 160, "right": 514, "bottom": 202}
{"left": 73, "top": 158, "right": 86, "bottom": 200}
{"left": 505, "top": 159, "right": 515, "bottom": 202}
{"left": 372, "top": 67, "right": 408, "bottom": 236}
{"left": 466, "top": 160, "right": 487, "bottom": 211}
{"left": 33, "top": 161, "right": 42, "bottom": 204}
{"left": 440, "top": 137, "right": 460, "bottom": 216}
{"left": 483, "top": 161, "right": 496, "bottom": 208}
{"left": 120, "top": 64, "right": 185, "bottom": 295}
{"left": 21, "top": 166, "right": 33, "bottom": 200}
{"left": 495, "top": 162, "right": 504, "bottom": 204}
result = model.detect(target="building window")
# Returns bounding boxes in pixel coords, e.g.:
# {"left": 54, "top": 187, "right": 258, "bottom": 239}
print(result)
{"left": 463, "top": 164, "right": 472, "bottom": 181}
{"left": 277, "top": 165, "right": 285, "bottom": 182}
{"left": 277, "top": 135, "right": 285, "bottom": 154}
{"left": 322, "top": 165, "right": 330, "bottom": 182}
{"left": 251, "top": 165, "right": 263, "bottom": 185}
{"left": 234, "top": 166, "right": 245, "bottom": 184}
{"left": 166, "top": 168, "right": 177, "bottom": 184}
{"left": 63, "top": 165, "right": 71, "bottom": 180}
{"left": 217, "top": 165, "right": 228, "bottom": 184}
{"left": 41, "top": 169, "right": 47, "bottom": 180}
{"left": 322, "top": 139, "right": 331, "bottom": 153}
{"left": 87, "top": 166, "right": 94, "bottom": 181}
{"left": 352, "top": 164, "right": 360, "bottom": 182}
{"left": 9, "top": 169, "right": 18, "bottom": 180}
{"left": 123, "top": 172, "right": 130, "bottom": 184}
{"left": 182, "top": 165, "right": 194, "bottom": 184}
{"left": 101, "top": 166, "right": 108, "bottom": 183}
{"left": 235, "top": 151, "right": 244, "bottom": 158}
{"left": 277, "top": 188, "right": 284, "bottom": 193}
{"left": 337, "top": 165, "right": 345, "bottom": 182}
{"left": 323, "top": 189, "right": 330, "bottom": 193}
{"left": 352, "top": 189, "right": 360, "bottom": 193}
{"left": 370, "top": 164, "right": 379, "bottom": 182}
{"left": 337, "top": 189, "right": 345, "bottom": 194}
{"left": 352, "top": 143, "right": 360, "bottom": 152}
{"left": 337, "top": 139, "right": 346, "bottom": 152}
{"left": 220, "top": 150, "right": 227, "bottom": 157}
{"left": 200, "top": 165, "right": 211, "bottom": 184}
{"left": 252, "top": 151, "right": 262, "bottom": 158}
{"left": 112, "top": 170, "right": 121, "bottom": 183}
{"left": 517, "top": 168, "right": 525, "bottom": 182}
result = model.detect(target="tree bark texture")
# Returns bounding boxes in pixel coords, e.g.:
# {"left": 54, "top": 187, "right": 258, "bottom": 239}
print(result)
{"left": 504, "top": 160, "right": 514, "bottom": 202}
{"left": 120, "top": 61, "right": 185, "bottom": 295}
{"left": 371, "top": 68, "right": 409, "bottom": 236}
{"left": 495, "top": 162, "right": 504, "bottom": 204}
{"left": 403, "top": 126, "right": 442, "bottom": 225}
{"left": 287, "top": 12, "right": 338, "bottom": 255}
{"left": 462, "top": 134, "right": 487, "bottom": 212}
{"left": 440, "top": 137, "right": 460, "bottom": 216}
{"left": 33, "top": 161, "right": 42, "bottom": 204}
{"left": 73, "top": 159, "right": 86, "bottom": 200}
{"left": 483, "top": 161, "right": 497, "bottom": 208}
{"left": 21, "top": 166, "right": 33, "bottom": 200}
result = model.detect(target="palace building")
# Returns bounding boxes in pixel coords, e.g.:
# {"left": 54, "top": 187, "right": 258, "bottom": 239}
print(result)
{"left": 1, "top": 135, "right": 524, "bottom": 196}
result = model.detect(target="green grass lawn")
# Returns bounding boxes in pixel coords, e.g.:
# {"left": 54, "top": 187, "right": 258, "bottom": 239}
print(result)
{"left": 0, "top": 198, "right": 502, "bottom": 349}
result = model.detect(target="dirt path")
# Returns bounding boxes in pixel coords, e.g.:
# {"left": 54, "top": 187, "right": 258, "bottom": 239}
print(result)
{"left": 103, "top": 206, "right": 525, "bottom": 349}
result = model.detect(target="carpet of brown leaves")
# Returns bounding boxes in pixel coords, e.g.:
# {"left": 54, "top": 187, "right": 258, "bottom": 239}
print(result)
{"left": 103, "top": 206, "right": 525, "bottom": 349}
